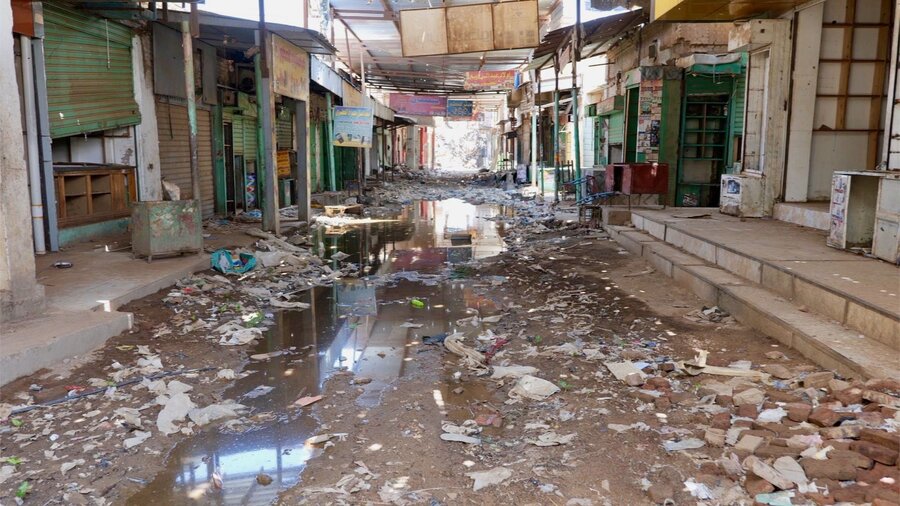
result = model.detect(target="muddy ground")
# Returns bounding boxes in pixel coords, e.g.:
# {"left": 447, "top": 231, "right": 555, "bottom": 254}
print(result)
{"left": 1, "top": 178, "right": 895, "bottom": 506}
{"left": 275, "top": 228, "right": 821, "bottom": 506}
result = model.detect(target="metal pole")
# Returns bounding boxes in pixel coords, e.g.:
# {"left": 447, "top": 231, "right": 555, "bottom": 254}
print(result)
{"left": 553, "top": 69, "right": 560, "bottom": 204}
{"left": 538, "top": 77, "right": 544, "bottom": 196}
{"left": 31, "top": 36, "right": 59, "bottom": 252}
{"left": 326, "top": 93, "right": 337, "bottom": 191}
{"left": 572, "top": 0, "right": 582, "bottom": 201}
{"left": 20, "top": 35, "right": 45, "bottom": 254}
{"left": 181, "top": 21, "right": 201, "bottom": 205}
{"left": 531, "top": 103, "right": 538, "bottom": 187}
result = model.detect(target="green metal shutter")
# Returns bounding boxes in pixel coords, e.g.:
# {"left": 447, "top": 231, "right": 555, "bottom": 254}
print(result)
{"left": 243, "top": 117, "right": 258, "bottom": 162}
{"left": 43, "top": 4, "right": 140, "bottom": 138}
{"left": 607, "top": 112, "right": 625, "bottom": 145}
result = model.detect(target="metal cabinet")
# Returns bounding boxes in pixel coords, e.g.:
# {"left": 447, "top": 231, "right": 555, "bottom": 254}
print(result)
{"left": 131, "top": 201, "right": 203, "bottom": 262}
{"left": 872, "top": 175, "right": 900, "bottom": 264}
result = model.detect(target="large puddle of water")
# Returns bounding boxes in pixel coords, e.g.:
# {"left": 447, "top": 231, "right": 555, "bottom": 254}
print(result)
{"left": 128, "top": 198, "right": 509, "bottom": 505}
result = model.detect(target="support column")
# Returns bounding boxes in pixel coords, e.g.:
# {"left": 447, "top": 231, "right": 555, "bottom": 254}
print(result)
{"left": 295, "top": 100, "right": 310, "bottom": 222}
{"left": 553, "top": 70, "right": 560, "bottom": 203}
{"left": 181, "top": 21, "right": 201, "bottom": 204}
{"left": 1, "top": 6, "right": 44, "bottom": 322}
{"left": 572, "top": 0, "right": 582, "bottom": 200}
{"left": 255, "top": 19, "right": 279, "bottom": 232}
{"left": 326, "top": 93, "right": 337, "bottom": 191}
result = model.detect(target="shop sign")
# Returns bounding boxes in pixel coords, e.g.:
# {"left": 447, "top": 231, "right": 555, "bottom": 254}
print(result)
{"left": 389, "top": 94, "right": 448, "bottom": 116}
{"left": 272, "top": 34, "right": 309, "bottom": 101}
{"left": 333, "top": 106, "right": 374, "bottom": 148}
{"left": 463, "top": 70, "right": 516, "bottom": 91}
{"left": 446, "top": 100, "right": 474, "bottom": 118}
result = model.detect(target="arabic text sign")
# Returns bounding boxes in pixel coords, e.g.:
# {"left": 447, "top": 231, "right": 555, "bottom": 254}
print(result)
{"left": 446, "top": 99, "right": 474, "bottom": 118}
{"left": 389, "top": 94, "right": 447, "bottom": 116}
{"left": 463, "top": 70, "right": 516, "bottom": 91}
{"left": 272, "top": 34, "right": 309, "bottom": 101}
{"left": 333, "top": 106, "right": 374, "bottom": 148}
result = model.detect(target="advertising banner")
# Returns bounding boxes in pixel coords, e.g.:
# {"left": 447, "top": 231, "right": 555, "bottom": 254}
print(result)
{"left": 446, "top": 99, "right": 474, "bottom": 118}
{"left": 272, "top": 34, "right": 309, "bottom": 101}
{"left": 333, "top": 106, "right": 374, "bottom": 148}
{"left": 389, "top": 94, "right": 448, "bottom": 116}
{"left": 463, "top": 70, "right": 516, "bottom": 91}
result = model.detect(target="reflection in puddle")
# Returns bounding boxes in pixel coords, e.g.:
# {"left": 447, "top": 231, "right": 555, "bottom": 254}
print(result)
{"left": 128, "top": 199, "right": 508, "bottom": 505}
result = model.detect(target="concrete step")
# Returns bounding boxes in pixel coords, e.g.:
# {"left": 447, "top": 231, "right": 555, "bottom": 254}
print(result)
{"left": 774, "top": 202, "right": 830, "bottom": 231}
{"left": 628, "top": 209, "right": 899, "bottom": 353}
{"left": 607, "top": 225, "right": 899, "bottom": 380}
{"left": 1, "top": 310, "right": 133, "bottom": 385}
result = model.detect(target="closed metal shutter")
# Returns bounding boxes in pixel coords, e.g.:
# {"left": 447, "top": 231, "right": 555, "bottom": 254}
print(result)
{"left": 156, "top": 100, "right": 215, "bottom": 217}
{"left": 276, "top": 112, "right": 293, "bottom": 150}
{"left": 43, "top": 4, "right": 140, "bottom": 138}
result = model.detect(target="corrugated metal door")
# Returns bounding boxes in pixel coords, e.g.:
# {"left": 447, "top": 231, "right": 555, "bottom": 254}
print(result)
{"left": 276, "top": 112, "right": 293, "bottom": 150}
{"left": 156, "top": 100, "right": 215, "bottom": 217}
{"left": 43, "top": 4, "right": 140, "bottom": 138}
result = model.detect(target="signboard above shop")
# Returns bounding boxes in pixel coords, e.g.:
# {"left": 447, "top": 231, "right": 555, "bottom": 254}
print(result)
{"left": 463, "top": 70, "right": 516, "bottom": 91}
{"left": 447, "top": 100, "right": 474, "bottom": 118}
{"left": 389, "top": 94, "right": 448, "bottom": 116}
{"left": 272, "top": 34, "right": 309, "bottom": 101}
{"left": 333, "top": 106, "right": 374, "bottom": 148}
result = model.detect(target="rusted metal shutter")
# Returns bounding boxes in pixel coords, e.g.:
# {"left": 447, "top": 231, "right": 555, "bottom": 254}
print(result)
{"left": 43, "top": 4, "right": 140, "bottom": 138}
{"left": 156, "top": 100, "right": 215, "bottom": 217}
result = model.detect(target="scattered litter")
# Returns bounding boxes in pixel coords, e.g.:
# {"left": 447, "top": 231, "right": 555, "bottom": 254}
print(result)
{"left": 508, "top": 375, "right": 560, "bottom": 401}
{"left": 211, "top": 249, "right": 257, "bottom": 274}
{"left": 60, "top": 459, "right": 85, "bottom": 476}
{"left": 680, "top": 349, "right": 769, "bottom": 380}
{"left": 444, "top": 333, "right": 487, "bottom": 371}
{"left": 244, "top": 385, "right": 274, "bottom": 399}
{"left": 217, "top": 369, "right": 236, "bottom": 380}
{"left": 491, "top": 365, "right": 539, "bottom": 379}
{"left": 466, "top": 467, "right": 512, "bottom": 491}
{"left": 604, "top": 361, "right": 647, "bottom": 386}
{"left": 294, "top": 395, "right": 323, "bottom": 408}
{"left": 440, "top": 433, "right": 482, "bottom": 444}
{"left": 399, "top": 322, "right": 424, "bottom": 328}
{"left": 755, "top": 491, "right": 795, "bottom": 506}
{"left": 684, "top": 479, "right": 714, "bottom": 500}
{"left": 156, "top": 393, "right": 196, "bottom": 435}
{"left": 123, "top": 430, "right": 151, "bottom": 449}
{"left": 663, "top": 438, "right": 706, "bottom": 452}
{"left": 528, "top": 432, "right": 576, "bottom": 446}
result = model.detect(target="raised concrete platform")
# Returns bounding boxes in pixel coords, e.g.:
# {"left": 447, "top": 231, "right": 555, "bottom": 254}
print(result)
{"left": 773, "top": 202, "right": 830, "bottom": 231}
{"left": 608, "top": 209, "right": 899, "bottom": 380}
{"left": 0, "top": 310, "right": 132, "bottom": 385}
{"left": 1, "top": 228, "right": 257, "bottom": 385}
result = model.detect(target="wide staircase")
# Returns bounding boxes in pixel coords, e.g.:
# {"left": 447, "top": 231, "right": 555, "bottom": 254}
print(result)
{"left": 606, "top": 208, "right": 899, "bottom": 380}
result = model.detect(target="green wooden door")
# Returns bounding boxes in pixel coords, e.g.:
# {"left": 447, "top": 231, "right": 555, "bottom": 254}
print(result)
{"left": 625, "top": 87, "right": 639, "bottom": 163}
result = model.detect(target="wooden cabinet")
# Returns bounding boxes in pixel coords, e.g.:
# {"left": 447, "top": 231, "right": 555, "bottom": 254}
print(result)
{"left": 54, "top": 164, "right": 136, "bottom": 227}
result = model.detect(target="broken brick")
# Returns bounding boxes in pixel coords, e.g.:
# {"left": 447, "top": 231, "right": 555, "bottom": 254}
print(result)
{"left": 850, "top": 440, "right": 899, "bottom": 466}
{"left": 861, "top": 428, "right": 900, "bottom": 451}
{"left": 786, "top": 402, "right": 812, "bottom": 422}
{"left": 803, "top": 371, "right": 835, "bottom": 389}
{"left": 819, "top": 425, "right": 862, "bottom": 439}
{"left": 710, "top": 412, "right": 731, "bottom": 430}
{"left": 800, "top": 458, "right": 858, "bottom": 481}
{"left": 829, "top": 449, "right": 874, "bottom": 469}
{"left": 807, "top": 407, "right": 841, "bottom": 427}
{"left": 744, "top": 475, "right": 774, "bottom": 496}
{"left": 833, "top": 387, "right": 863, "bottom": 406}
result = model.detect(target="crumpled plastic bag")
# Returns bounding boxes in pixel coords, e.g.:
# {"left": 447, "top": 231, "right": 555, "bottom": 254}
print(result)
{"left": 211, "top": 249, "right": 256, "bottom": 275}
{"left": 508, "top": 375, "right": 560, "bottom": 401}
